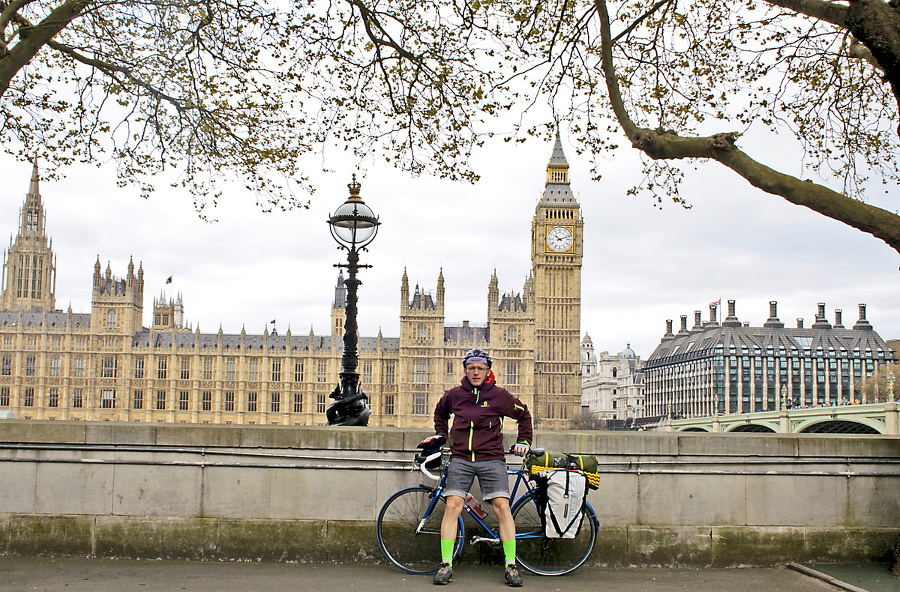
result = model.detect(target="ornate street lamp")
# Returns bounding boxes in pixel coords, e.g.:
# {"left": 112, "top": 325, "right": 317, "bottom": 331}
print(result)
{"left": 326, "top": 175, "right": 380, "bottom": 426}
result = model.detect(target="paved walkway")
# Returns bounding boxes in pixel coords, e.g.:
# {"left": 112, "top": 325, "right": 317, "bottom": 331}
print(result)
{"left": 0, "top": 557, "right": 862, "bottom": 592}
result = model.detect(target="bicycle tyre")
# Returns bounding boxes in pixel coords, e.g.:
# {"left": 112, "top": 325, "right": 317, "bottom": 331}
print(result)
{"left": 376, "top": 485, "right": 464, "bottom": 575}
{"left": 511, "top": 492, "right": 597, "bottom": 576}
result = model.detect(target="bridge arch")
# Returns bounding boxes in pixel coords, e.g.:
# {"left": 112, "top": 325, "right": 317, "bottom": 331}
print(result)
{"left": 680, "top": 427, "right": 709, "bottom": 432}
{"left": 797, "top": 420, "right": 881, "bottom": 435}
{"left": 727, "top": 424, "right": 776, "bottom": 433}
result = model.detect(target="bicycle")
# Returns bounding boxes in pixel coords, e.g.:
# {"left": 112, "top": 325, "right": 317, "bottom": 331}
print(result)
{"left": 376, "top": 447, "right": 598, "bottom": 577}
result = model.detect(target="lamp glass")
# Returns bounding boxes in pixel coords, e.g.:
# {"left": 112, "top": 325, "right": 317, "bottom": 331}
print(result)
{"left": 330, "top": 200, "right": 378, "bottom": 247}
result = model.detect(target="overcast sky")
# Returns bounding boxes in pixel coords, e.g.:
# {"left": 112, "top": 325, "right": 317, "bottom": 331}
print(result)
{"left": 1, "top": 132, "right": 898, "bottom": 360}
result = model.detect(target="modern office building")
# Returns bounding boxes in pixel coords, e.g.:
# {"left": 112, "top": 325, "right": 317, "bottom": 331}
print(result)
{"left": 643, "top": 300, "right": 895, "bottom": 418}
{"left": 0, "top": 138, "right": 584, "bottom": 428}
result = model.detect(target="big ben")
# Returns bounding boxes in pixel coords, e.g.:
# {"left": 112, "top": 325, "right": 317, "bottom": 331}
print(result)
{"left": 531, "top": 134, "right": 583, "bottom": 428}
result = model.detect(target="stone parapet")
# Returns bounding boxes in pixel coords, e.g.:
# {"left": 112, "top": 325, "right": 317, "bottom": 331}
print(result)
{"left": 0, "top": 421, "right": 897, "bottom": 566}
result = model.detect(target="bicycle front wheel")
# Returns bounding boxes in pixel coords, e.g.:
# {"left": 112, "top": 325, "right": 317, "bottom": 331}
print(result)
{"left": 376, "top": 486, "right": 464, "bottom": 575}
{"left": 511, "top": 492, "right": 597, "bottom": 576}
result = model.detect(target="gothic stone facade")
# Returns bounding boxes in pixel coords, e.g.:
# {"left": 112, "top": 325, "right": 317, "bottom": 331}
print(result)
{"left": 0, "top": 141, "right": 583, "bottom": 428}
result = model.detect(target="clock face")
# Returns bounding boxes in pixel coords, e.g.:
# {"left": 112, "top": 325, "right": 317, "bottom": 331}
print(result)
{"left": 546, "top": 226, "right": 573, "bottom": 252}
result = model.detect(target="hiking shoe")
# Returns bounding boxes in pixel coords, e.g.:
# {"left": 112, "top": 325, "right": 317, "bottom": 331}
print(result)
{"left": 433, "top": 563, "right": 453, "bottom": 585}
{"left": 504, "top": 565, "right": 523, "bottom": 587}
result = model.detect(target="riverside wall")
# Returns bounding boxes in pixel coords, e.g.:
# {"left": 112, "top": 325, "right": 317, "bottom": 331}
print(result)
{"left": 0, "top": 420, "right": 897, "bottom": 567}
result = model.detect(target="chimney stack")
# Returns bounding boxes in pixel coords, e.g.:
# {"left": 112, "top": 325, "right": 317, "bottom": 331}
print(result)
{"left": 834, "top": 309, "right": 844, "bottom": 328}
{"left": 853, "top": 303, "right": 873, "bottom": 331}
{"left": 722, "top": 299, "right": 741, "bottom": 327}
{"left": 764, "top": 300, "right": 784, "bottom": 328}
{"left": 662, "top": 319, "right": 674, "bottom": 341}
{"left": 678, "top": 314, "right": 690, "bottom": 335}
{"left": 812, "top": 302, "right": 832, "bottom": 329}
{"left": 797, "top": 318, "right": 804, "bottom": 329}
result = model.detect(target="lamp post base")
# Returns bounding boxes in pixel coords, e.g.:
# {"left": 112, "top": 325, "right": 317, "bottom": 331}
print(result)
{"left": 326, "top": 383, "right": 372, "bottom": 427}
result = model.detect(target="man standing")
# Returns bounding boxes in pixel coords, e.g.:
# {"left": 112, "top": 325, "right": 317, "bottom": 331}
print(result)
{"left": 420, "top": 348, "right": 533, "bottom": 587}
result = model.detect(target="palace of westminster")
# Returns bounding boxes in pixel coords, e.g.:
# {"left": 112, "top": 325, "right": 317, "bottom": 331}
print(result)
{"left": 1, "top": 138, "right": 895, "bottom": 429}
{"left": 0, "top": 139, "right": 586, "bottom": 429}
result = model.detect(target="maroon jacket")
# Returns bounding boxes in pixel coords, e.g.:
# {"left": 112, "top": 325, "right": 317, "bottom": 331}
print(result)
{"left": 434, "top": 376, "right": 533, "bottom": 462}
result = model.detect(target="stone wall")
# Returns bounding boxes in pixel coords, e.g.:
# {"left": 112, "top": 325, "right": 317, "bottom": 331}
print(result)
{"left": 0, "top": 421, "right": 897, "bottom": 566}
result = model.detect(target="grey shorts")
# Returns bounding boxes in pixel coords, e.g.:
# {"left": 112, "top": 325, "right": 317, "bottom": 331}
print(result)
{"left": 443, "top": 457, "right": 509, "bottom": 500}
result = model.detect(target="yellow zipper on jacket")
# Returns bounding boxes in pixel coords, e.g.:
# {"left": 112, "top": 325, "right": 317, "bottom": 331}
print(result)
{"left": 470, "top": 388, "right": 479, "bottom": 462}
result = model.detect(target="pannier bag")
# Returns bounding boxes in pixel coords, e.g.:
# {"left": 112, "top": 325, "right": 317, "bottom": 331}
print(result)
{"left": 526, "top": 451, "right": 599, "bottom": 474}
{"left": 526, "top": 451, "right": 601, "bottom": 490}
{"left": 542, "top": 469, "right": 588, "bottom": 539}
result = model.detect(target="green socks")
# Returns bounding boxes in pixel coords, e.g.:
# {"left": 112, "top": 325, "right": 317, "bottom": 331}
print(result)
{"left": 503, "top": 540, "right": 516, "bottom": 566}
{"left": 441, "top": 539, "right": 455, "bottom": 565}
{"left": 442, "top": 539, "right": 513, "bottom": 566}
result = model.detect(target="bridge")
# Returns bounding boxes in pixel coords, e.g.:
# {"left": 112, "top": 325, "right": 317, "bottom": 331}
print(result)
{"left": 667, "top": 401, "right": 899, "bottom": 434}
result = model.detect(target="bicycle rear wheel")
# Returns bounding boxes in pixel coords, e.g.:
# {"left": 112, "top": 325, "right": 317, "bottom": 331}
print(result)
{"left": 511, "top": 492, "right": 597, "bottom": 576}
{"left": 376, "top": 486, "right": 464, "bottom": 575}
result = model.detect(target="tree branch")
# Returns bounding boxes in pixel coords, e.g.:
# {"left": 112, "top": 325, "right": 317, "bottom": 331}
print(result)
{"left": 0, "top": 0, "right": 91, "bottom": 96}
{"left": 763, "top": 0, "right": 849, "bottom": 28}
{"left": 596, "top": 0, "right": 900, "bottom": 255}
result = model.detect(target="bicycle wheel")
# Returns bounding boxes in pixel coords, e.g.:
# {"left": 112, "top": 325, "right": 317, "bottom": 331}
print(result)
{"left": 511, "top": 492, "right": 597, "bottom": 576}
{"left": 376, "top": 486, "right": 464, "bottom": 575}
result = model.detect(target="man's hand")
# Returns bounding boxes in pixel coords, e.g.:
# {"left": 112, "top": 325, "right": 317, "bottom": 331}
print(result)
{"left": 513, "top": 442, "right": 530, "bottom": 457}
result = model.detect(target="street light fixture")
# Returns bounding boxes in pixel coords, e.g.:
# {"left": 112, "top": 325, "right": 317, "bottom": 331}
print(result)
{"left": 326, "top": 175, "right": 380, "bottom": 426}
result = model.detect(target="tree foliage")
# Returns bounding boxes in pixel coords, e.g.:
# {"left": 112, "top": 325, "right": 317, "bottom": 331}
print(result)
{"left": 3, "top": 0, "right": 900, "bottom": 250}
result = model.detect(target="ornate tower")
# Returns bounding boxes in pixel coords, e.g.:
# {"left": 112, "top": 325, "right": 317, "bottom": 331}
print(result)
{"left": 530, "top": 134, "right": 584, "bottom": 428}
{"left": 91, "top": 257, "right": 145, "bottom": 334}
{"left": 1, "top": 162, "right": 57, "bottom": 312}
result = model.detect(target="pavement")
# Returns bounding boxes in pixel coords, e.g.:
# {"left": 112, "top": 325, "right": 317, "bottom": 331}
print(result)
{"left": 1, "top": 557, "right": 895, "bottom": 592}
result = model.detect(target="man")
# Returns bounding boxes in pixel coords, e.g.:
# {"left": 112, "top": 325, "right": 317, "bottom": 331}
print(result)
{"left": 420, "top": 348, "right": 533, "bottom": 587}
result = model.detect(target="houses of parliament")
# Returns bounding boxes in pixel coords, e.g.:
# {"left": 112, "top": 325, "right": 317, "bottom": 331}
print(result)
{"left": 0, "top": 138, "right": 584, "bottom": 429}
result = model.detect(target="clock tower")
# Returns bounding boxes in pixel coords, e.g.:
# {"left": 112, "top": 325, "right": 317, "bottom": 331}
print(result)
{"left": 531, "top": 135, "right": 583, "bottom": 428}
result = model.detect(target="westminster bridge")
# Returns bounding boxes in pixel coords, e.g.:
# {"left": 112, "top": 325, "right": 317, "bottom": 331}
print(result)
{"left": 666, "top": 401, "right": 899, "bottom": 434}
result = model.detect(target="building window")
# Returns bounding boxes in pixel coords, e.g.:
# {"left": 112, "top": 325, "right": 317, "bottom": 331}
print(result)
{"left": 385, "top": 362, "right": 395, "bottom": 385}
{"left": 203, "top": 358, "right": 214, "bottom": 380}
{"left": 318, "top": 362, "right": 327, "bottom": 383}
{"left": 0, "top": 387, "right": 9, "bottom": 406}
{"left": 507, "top": 327, "right": 517, "bottom": 343}
{"left": 101, "top": 389, "right": 115, "bottom": 409}
{"left": 50, "top": 356, "right": 61, "bottom": 377}
{"left": 293, "top": 393, "right": 302, "bottom": 413}
{"left": 414, "top": 360, "right": 429, "bottom": 384}
{"left": 247, "top": 392, "right": 258, "bottom": 412}
{"left": 107, "top": 310, "right": 117, "bottom": 330}
{"left": 413, "top": 393, "right": 427, "bottom": 415}
{"left": 384, "top": 394, "right": 395, "bottom": 415}
{"left": 102, "top": 355, "right": 117, "bottom": 378}
{"left": 418, "top": 324, "right": 427, "bottom": 339}
{"left": 270, "top": 392, "right": 280, "bottom": 413}
{"left": 226, "top": 359, "right": 236, "bottom": 381}
{"left": 51, "top": 336, "right": 61, "bottom": 347}
{"left": 224, "top": 392, "right": 235, "bottom": 411}
{"left": 72, "top": 389, "right": 83, "bottom": 408}
{"left": 447, "top": 360, "right": 455, "bottom": 378}
{"left": 316, "top": 393, "right": 326, "bottom": 413}
{"left": 76, "top": 337, "right": 86, "bottom": 348}
{"left": 105, "top": 338, "right": 117, "bottom": 348}
{"left": 3, "top": 335, "right": 12, "bottom": 346}
{"left": 179, "top": 391, "right": 189, "bottom": 411}
{"left": 249, "top": 360, "right": 259, "bottom": 382}
{"left": 25, "top": 355, "right": 35, "bottom": 376}
{"left": 505, "top": 362, "right": 519, "bottom": 385}
{"left": 74, "top": 357, "right": 85, "bottom": 378}
{"left": 1, "top": 355, "right": 11, "bottom": 376}
{"left": 180, "top": 358, "right": 190, "bottom": 380}
{"left": 133, "top": 390, "right": 144, "bottom": 409}
{"left": 156, "top": 390, "right": 166, "bottom": 410}
{"left": 363, "top": 362, "right": 372, "bottom": 384}
{"left": 134, "top": 357, "right": 145, "bottom": 379}
{"left": 48, "top": 388, "right": 59, "bottom": 408}
{"left": 294, "top": 361, "right": 304, "bottom": 382}
{"left": 272, "top": 359, "right": 282, "bottom": 382}
{"left": 158, "top": 359, "right": 168, "bottom": 379}
{"left": 202, "top": 391, "right": 212, "bottom": 411}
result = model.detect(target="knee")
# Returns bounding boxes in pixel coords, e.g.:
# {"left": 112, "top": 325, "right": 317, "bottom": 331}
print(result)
{"left": 490, "top": 498, "right": 512, "bottom": 519}
{"left": 445, "top": 496, "right": 464, "bottom": 515}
